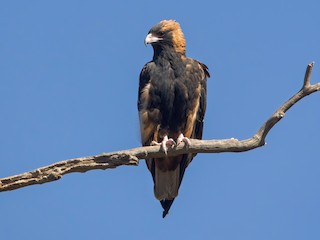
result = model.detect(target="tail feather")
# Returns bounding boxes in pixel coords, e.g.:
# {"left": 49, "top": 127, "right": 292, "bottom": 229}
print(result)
{"left": 161, "top": 199, "right": 175, "bottom": 218}
{"left": 154, "top": 167, "right": 180, "bottom": 200}
{"left": 147, "top": 153, "right": 193, "bottom": 217}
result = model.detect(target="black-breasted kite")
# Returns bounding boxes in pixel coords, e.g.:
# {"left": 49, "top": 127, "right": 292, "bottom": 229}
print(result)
{"left": 138, "top": 20, "right": 210, "bottom": 218}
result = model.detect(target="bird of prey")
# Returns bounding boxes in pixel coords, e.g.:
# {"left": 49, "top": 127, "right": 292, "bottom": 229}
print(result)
{"left": 138, "top": 20, "right": 210, "bottom": 218}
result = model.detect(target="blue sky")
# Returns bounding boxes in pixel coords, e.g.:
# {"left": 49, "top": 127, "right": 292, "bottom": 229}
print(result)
{"left": 1, "top": 1, "right": 320, "bottom": 239}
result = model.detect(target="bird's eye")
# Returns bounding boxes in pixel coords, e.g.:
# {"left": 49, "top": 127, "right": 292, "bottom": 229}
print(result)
{"left": 158, "top": 31, "right": 165, "bottom": 36}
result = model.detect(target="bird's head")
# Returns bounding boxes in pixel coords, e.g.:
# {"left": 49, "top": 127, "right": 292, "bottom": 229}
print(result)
{"left": 144, "top": 20, "right": 186, "bottom": 55}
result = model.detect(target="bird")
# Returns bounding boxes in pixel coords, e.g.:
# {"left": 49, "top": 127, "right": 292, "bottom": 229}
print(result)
{"left": 138, "top": 20, "right": 210, "bottom": 218}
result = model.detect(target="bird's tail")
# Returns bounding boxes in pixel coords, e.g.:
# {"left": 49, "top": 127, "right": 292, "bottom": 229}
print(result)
{"left": 149, "top": 153, "right": 192, "bottom": 218}
{"left": 154, "top": 164, "right": 180, "bottom": 218}
{"left": 160, "top": 199, "right": 175, "bottom": 218}
{"left": 154, "top": 166, "right": 180, "bottom": 201}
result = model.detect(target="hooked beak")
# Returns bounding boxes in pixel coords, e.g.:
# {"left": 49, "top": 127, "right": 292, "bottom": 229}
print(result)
{"left": 144, "top": 33, "right": 163, "bottom": 45}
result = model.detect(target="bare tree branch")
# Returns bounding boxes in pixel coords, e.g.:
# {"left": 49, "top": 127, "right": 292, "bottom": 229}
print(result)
{"left": 1, "top": 63, "right": 319, "bottom": 192}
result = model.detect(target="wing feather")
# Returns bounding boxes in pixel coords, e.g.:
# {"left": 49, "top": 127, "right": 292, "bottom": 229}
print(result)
{"left": 138, "top": 62, "right": 160, "bottom": 175}
{"left": 178, "top": 60, "right": 208, "bottom": 182}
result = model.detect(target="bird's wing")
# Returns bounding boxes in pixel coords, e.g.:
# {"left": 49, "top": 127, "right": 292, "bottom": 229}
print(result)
{"left": 193, "top": 61, "right": 209, "bottom": 140}
{"left": 138, "top": 62, "right": 159, "bottom": 175}
{"left": 180, "top": 60, "right": 209, "bottom": 168}
{"left": 160, "top": 59, "right": 209, "bottom": 217}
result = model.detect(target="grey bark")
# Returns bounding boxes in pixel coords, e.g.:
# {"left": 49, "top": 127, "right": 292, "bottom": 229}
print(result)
{"left": 0, "top": 63, "right": 319, "bottom": 192}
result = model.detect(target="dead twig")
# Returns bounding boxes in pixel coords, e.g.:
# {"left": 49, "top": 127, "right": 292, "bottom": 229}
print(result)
{"left": 0, "top": 63, "right": 319, "bottom": 192}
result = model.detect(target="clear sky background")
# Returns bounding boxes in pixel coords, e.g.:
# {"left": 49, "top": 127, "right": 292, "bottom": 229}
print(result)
{"left": 1, "top": 1, "right": 319, "bottom": 239}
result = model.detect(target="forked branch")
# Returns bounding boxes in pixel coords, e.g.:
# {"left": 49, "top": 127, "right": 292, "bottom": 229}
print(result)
{"left": 0, "top": 63, "right": 319, "bottom": 192}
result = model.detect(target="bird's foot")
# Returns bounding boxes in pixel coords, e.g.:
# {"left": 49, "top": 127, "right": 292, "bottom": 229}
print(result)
{"left": 177, "top": 133, "right": 191, "bottom": 146}
{"left": 151, "top": 135, "right": 176, "bottom": 154}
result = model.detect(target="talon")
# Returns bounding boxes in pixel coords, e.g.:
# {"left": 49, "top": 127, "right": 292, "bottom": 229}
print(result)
{"left": 151, "top": 140, "right": 161, "bottom": 146}
{"left": 151, "top": 135, "right": 176, "bottom": 154}
{"left": 177, "top": 133, "right": 191, "bottom": 146}
{"left": 161, "top": 136, "right": 176, "bottom": 154}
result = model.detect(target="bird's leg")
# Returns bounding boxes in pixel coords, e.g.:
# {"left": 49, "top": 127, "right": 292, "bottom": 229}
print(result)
{"left": 151, "top": 135, "right": 176, "bottom": 154}
{"left": 176, "top": 133, "right": 191, "bottom": 146}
